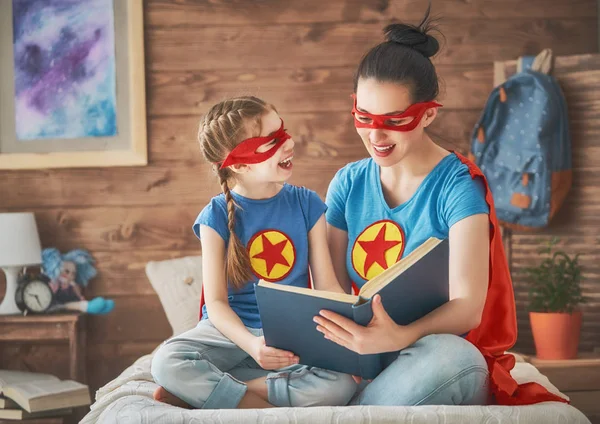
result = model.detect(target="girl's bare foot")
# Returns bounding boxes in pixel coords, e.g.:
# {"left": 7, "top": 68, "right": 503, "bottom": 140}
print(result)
{"left": 153, "top": 386, "right": 193, "bottom": 409}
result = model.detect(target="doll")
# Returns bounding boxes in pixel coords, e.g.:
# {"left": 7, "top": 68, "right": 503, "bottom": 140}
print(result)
{"left": 42, "top": 248, "right": 114, "bottom": 315}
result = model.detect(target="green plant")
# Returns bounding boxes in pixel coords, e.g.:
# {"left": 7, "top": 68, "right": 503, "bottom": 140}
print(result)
{"left": 524, "top": 237, "right": 587, "bottom": 313}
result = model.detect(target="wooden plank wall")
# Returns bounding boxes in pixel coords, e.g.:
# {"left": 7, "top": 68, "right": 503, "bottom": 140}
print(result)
{"left": 0, "top": 0, "right": 597, "bottom": 397}
{"left": 497, "top": 54, "right": 600, "bottom": 354}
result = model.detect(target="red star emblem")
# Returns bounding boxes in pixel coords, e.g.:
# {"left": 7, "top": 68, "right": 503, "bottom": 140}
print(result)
{"left": 252, "top": 234, "right": 290, "bottom": 275}
{"left": 358, "top": 224, "right": 401, "bottom": 276}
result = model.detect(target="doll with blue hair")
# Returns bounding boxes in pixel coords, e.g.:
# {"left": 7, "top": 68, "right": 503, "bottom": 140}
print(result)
{"left": 42, "top": 248, "right": 114, "bottom": 315}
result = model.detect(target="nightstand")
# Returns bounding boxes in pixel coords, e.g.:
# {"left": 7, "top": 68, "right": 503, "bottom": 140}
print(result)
{"left": 0, "top": 313, "right": 87, "bottom": 424}
{"left": 0, "top": 312, "right": 87, "bottom": 383}
{"left": 523, "top": 353, "right": 600, "bottom": 423}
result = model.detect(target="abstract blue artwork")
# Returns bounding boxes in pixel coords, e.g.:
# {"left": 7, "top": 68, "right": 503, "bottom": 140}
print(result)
{"left": 12, "top": 0, "right": 117, "bottom": 140}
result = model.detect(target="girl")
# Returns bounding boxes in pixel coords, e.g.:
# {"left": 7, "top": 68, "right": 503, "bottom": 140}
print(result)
{"left": 151, "top": 96, "right": 357, "bottom": 409}
{"left": 313, "top": 9, "right": 568, "bottom": 406}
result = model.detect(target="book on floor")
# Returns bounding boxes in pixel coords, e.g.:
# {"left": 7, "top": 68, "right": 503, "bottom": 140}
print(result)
{"left": 255, "top": 237, "right": 449, "bottom": 379}
{"left": 0, "top": 370, "right": 90, "bottom": 413}
{"left": 0, "top": 407, "right": 72, "bottom": 420}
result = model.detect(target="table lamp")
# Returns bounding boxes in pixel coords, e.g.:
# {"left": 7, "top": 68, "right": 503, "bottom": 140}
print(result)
{"left": 0, "top": 212, "right": 42, "bottom": 315}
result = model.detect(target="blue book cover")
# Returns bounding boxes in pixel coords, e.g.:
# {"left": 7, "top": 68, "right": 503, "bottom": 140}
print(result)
{"left": 255, "top": 237, "right": 449, "bottom": 379}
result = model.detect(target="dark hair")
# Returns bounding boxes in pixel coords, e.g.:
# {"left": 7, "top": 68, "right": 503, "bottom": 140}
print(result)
{"left": 353, "top": 4, "right": 441, "bottom": 103}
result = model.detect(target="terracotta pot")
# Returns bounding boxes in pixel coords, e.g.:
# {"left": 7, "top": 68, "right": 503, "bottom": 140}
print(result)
{"left": 529, "top": 311, "right": 582, "bottom": 360}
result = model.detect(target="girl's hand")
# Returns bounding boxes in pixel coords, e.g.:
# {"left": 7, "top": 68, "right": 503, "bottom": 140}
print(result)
{"left": 314, "top": 295, "right": 420, "bottom": 355}
{"left": 248, "top": 336, "right": 299, "bottom": 370}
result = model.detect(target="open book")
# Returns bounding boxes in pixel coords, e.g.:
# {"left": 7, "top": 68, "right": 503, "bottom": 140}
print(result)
{"left": 0, "top": 370, "right": 91, "bottom": 413}
{"left": 255, "top": 237, "right": 449, "bottom": 379}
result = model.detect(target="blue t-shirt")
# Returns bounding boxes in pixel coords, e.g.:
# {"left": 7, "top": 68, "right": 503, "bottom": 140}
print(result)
{"left": 325, "top": 153, "right": 489, "bottom": 287}
{"left": 193, "top": 184, "right": 326, "bottom": 328}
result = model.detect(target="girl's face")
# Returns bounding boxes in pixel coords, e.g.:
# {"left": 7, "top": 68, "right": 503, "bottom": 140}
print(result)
{"left": 354, "top": 78, "right": 438, "bottom": 167}
{"left": 237, "top": 109, "right": 295, "bottom": 184}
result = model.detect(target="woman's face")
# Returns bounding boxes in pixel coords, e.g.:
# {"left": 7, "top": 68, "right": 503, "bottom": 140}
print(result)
{"left": 354, "top": 78, "right": 437, "bottom": 167}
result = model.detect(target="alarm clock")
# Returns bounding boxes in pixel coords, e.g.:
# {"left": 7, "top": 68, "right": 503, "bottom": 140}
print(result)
{"left": 15, "top": 273, "right": 54, "bottom": 314}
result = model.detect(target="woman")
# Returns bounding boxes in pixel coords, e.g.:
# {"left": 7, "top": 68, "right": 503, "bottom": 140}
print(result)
{"left": 312, "top": 11, "right": 567, "bottom": 406}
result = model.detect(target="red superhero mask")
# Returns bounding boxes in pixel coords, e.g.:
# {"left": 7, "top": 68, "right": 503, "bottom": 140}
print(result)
{"left": 220, "top": 120, "right": 291, "bottom": 169}
{"left": 351, "top": 94, "right": 442, "bottom": 132}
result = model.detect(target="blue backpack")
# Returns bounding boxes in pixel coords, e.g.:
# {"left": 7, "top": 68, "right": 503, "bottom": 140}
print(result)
{"left": 470, "top": 49, "right": 572, "bottom": 230}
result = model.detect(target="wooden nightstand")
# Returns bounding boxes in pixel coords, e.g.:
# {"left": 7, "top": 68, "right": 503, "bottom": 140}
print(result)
{"left": 0, "top": 313, "right": 87, "bottom": 424}
{"left": 0, "top": 312, "right": 86, "bottom": 383}
{"left": 522, "top": 354, "right": 600, "bottom": 423}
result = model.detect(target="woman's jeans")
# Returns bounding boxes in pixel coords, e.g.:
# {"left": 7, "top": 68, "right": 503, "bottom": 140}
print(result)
{"left": 151, "top": 319, "right": 358, "bottom": 409}
{"left": 350, "top": 333, "right": 490, "bottom": 406}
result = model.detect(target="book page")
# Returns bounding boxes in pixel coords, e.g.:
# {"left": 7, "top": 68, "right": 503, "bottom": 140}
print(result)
{"left": 257, "top": 281, "right": 359, "bottom": 304}
{"left": 0, "top": 395, "right": 18, "bottom": 409}
{"left": 0, "top": 370, "right": 58, "bottom": 390}
{"left": 359, "top": 237, "right": 442, "bottom": 299}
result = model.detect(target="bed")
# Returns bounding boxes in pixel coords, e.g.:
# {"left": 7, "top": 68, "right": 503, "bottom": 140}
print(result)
{"left": 80, "top": 256, "right": 591, "bottom": 424}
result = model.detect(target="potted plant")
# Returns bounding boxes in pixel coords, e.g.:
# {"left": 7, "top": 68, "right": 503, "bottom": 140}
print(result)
{"left": 524, "top": 237, "right": 587, "bottom": 360}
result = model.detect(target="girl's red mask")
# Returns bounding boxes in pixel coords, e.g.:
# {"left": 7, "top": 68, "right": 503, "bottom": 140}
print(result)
{"left": 351, "top": 94, "right": 442, "bottom": 132}
{"left": 220, "top": 120, "right": 291, "bottom": 169}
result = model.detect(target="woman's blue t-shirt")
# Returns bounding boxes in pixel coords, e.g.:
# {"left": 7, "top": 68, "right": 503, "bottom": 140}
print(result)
{"left": 325, "top": 154, "right": 489, "bottom": 287}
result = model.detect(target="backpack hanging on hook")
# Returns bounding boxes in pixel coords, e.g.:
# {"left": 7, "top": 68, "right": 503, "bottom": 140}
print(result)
{"left": 469, "top": 49, "right": 572, "bottom": 230}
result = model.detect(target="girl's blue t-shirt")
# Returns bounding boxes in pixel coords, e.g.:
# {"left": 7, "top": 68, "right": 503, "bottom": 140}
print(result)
{"left": 194, "top": 183, "right": 326, "bottom": 328}
{"left": 325, "top": 154, "right": 489, "bottom": 287}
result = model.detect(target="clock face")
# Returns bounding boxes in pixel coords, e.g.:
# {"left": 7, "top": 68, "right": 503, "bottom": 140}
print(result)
{"left": 23, "top": 280, "right": 53, "bottom": 312}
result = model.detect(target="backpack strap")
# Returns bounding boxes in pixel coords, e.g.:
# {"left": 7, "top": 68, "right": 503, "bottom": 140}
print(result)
{"left": 517, "top": 56, "right": 536, "bottom": 73}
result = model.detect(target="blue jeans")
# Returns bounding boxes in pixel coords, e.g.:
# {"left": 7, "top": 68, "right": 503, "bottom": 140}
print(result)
{"left": 350, "top": 334, "right": 490, "bottom": 406}
{"left": 151, "top": 320, "right": 357, "bottom": 409}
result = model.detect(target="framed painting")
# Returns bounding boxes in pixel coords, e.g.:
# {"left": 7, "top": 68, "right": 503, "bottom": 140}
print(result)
{"left": 0, "top": 0, "right": 147, "bottom": 170}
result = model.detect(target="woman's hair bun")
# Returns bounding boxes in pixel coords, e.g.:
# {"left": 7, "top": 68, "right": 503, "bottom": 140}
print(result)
{"left": 383, "top": 4, "right": 440, "bottom": 58}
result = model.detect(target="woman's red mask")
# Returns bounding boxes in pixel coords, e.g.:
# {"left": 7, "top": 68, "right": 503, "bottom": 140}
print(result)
{"left": 220, "top": 120, "right": 291, "bottom": 169}
{"left": 351, "top": 94, "right": 442, "bottom": 132}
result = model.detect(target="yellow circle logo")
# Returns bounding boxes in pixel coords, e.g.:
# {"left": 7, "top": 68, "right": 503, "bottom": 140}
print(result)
{"left": 351, "top": 220, "right": 405, "bottom": 281}
{"left": 247, "top": 230, "right": 296, "bottom": 282}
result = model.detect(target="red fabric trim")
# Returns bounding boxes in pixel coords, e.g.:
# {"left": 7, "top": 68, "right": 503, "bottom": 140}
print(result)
{"left": 455, "top": 151, "right": 568, "bottom": 405}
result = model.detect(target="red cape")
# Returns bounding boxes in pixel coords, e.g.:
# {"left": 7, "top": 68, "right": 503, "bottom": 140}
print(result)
{"left": 455, "top": 152, "right": 567, "bottom": 405}
{"left": 198, "top": 152, "right": 568, "bottom": 406}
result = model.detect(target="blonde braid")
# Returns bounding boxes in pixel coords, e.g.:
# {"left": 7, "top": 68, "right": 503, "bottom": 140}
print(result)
{"left": 198, "top": 96, "right": 271, "bottom": 289}
{"left": 218, "top": 172, "right": 254, "bottom": 288}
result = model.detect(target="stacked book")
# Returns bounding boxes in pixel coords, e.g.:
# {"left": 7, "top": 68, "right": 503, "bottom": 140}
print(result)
{"left": 0, "top": 370, "right": 91, "bottom": 421}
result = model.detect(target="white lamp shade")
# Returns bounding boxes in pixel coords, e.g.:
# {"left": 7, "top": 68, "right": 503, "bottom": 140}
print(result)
{"left": 0, "top": 212, "right": 42, "bottom": 267}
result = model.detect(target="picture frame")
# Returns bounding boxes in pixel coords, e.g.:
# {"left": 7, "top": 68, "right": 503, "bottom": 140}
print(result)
{"left": 0, "top": 0, "right": 147, "bottom": 170}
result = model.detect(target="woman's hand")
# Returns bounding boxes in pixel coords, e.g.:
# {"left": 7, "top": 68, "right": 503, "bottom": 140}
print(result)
{"left": 248, "top": 336, "right": 299, "bottom": 370}
{"left": 314, "top": 295, "right": 420, "bottom": 355}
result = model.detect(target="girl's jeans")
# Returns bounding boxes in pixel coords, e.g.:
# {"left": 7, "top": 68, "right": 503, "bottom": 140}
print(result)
{"left": 151, "top": 319, "right": 358, "bottom": 409}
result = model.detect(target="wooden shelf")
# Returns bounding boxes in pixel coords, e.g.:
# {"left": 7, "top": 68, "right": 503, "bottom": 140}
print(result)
{"left": 519, "top": 353, "right": 600, "bottom": 420}
{"left": 0, "top": 313, "right": 87, "bottom": 383}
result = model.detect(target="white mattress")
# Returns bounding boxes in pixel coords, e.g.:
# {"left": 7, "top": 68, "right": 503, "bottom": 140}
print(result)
{"left": 80, "top": 352, "right": 591, "bottom": 424}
